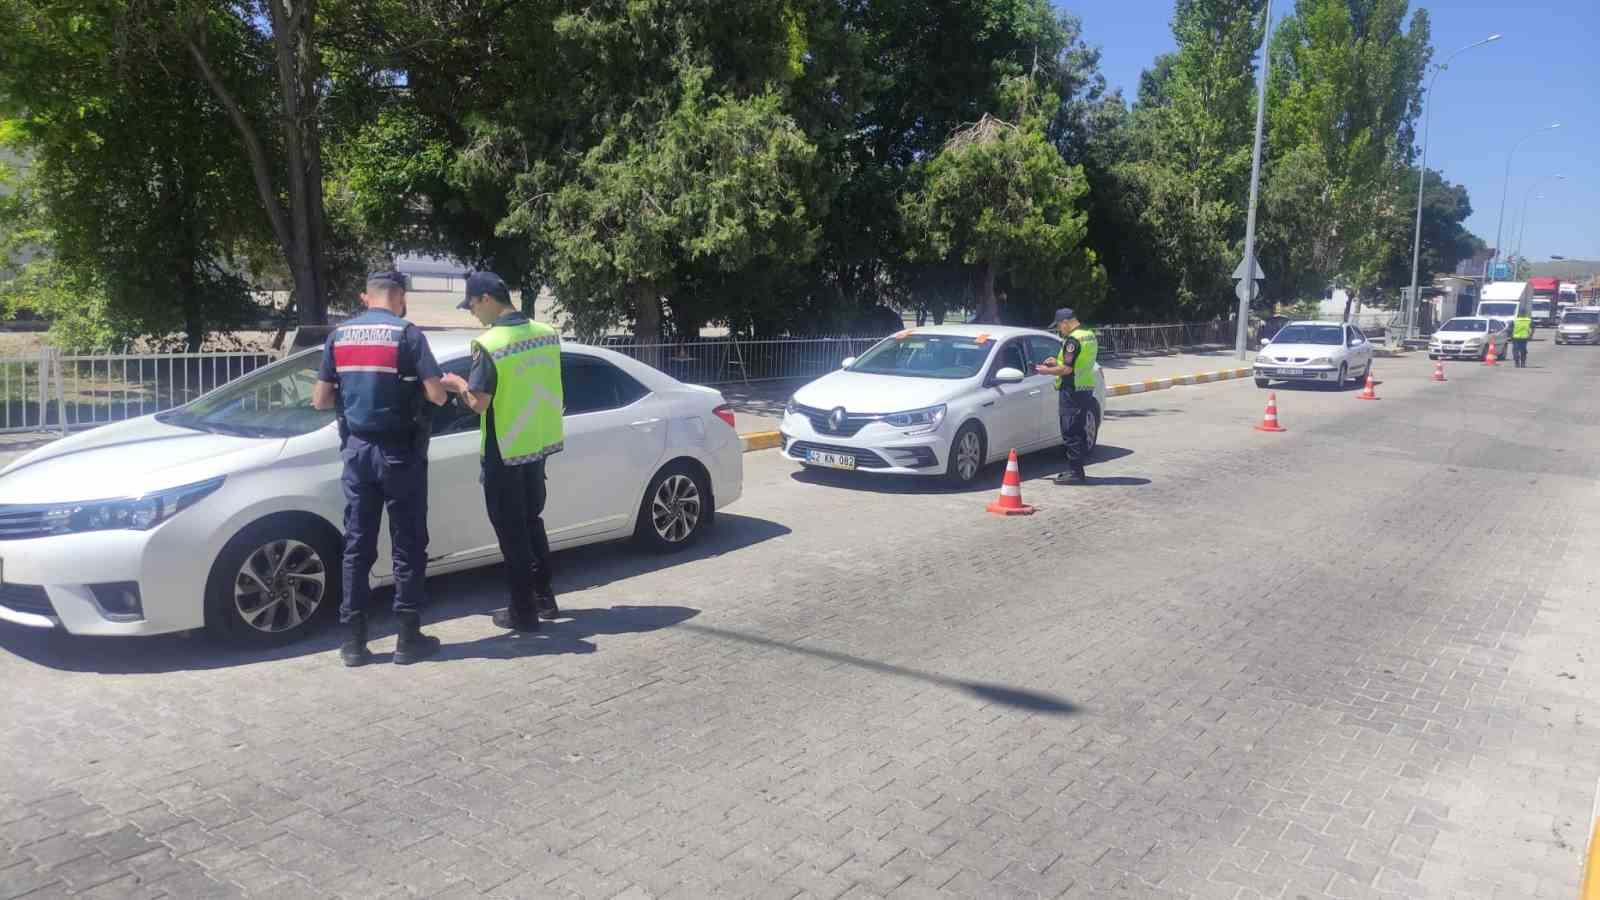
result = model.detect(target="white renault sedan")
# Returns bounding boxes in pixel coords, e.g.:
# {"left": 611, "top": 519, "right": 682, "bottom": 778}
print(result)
{"left": 1253, "top": 320, "right": 1375, "bottom": 389}
{"left": 779, "top": 325, "right": 1107, "bottom": 486}
{"left": 0, "top": 333, "right": 742, "bottom": 643}
{"left": 1429, "top": 316, "right": 1510, "bottom": 359}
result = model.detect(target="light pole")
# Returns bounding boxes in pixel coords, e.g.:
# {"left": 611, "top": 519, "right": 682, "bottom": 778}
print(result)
{"left": 1235, "top": 0, "right": 1273, "bottom": 360}
{"left": 1403, "top": 34, "right": 1500, "bottom": 342}
{"left": 1492, "top": 122, "right": 1561, "bottom": 282}
{"left": 1514, "top": 175, "right": 1565, "bottom": 259}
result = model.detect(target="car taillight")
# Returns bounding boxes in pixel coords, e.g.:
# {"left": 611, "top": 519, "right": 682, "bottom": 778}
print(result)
{"left": 713, "top": 404, "right": 736, "bottom": 429}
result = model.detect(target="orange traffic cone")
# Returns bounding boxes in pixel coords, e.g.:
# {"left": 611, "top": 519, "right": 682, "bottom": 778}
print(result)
{"left": 1483, "top": 342, "right": 1498, "bottom": 366}
{"left": 1432, "top": 360, "right": 1446, "bottom": 382}
{"left": 986, "top": 449, "right": 1035, "bottom": 516}
{"left": 1255, "top": 393, "right": 1287, "bottom": 432}
{"left": 1356, "top": 370, "right": 1378, "bottom": 400}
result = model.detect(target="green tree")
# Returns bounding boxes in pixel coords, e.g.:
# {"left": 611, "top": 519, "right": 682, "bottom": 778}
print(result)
{"left": 1264, "top": 0, "right": 1431, "bottom": 319}
{"left": 901, "top": 111, "right": 1101, "bottom": 325}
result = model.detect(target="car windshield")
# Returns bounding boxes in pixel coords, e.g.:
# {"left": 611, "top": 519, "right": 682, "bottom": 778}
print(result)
{"left": 1532, "top": 301, "right": 1551, "bottom": 313}
{"left": 1564, "top": 312, "right": 1599, "bottom": 324}
{"left": 1268, "top": 324, "right": 1342, "bottom": 345}
{"left": 1439, "top": 319, "right": 1487, "bottom": 332}
{"left": 1479, "top": 302, "right": 1519, "bottom": 317}
{"left": 157, "top": 350, "right": 337, "bottom": 438}
{"left": 848, "top": 333, "right": 993, "bottom": 379}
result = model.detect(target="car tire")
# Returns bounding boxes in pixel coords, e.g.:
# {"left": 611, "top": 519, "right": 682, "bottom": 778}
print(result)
{"left": 1331, "top": 363, "right": 1349, "bottom": 391}
{"left": 1255, "top": 378, "right": 1270, "bottom": 388}
{"left": 634, "top": 461, "right": 712, "bottom": 554}
{"left": 945, "top": 421, "right": 987, "bottom": 487}
{"left": 204, "top": 514, "right": 341, "bottom": 645}
{"left": 1084, "top": 407, "right": 1100, "bottom": 456}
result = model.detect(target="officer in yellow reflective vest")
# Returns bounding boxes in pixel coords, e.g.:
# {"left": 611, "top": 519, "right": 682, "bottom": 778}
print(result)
{"left": 440, "top": 272, "right": 566, "bottom": 632}
{"left": 1033, "top": 307, "right": 1099, "bottom": 485}
{"left": 1511, "top": 314, "right": 1533, "bottom": 368}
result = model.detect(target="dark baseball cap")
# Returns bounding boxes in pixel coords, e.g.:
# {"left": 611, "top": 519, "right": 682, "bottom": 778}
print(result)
{"left": 459, "top": 271, "right": 512, "bottom": 309}
{"left": 1049, "top": 307, "right": 1077, "bottom": 327}
{"left": 366, "top": 270, "right": 408, "bottom": 292}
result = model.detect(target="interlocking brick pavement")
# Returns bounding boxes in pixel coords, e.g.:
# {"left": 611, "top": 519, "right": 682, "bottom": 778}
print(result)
{"left": 3, "top": 342, "right": 1598, "bottom": 898}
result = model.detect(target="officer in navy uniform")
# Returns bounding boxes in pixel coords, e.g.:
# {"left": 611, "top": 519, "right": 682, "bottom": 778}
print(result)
{"left": 313, "top": 271, "right": 448, "bottom": 667}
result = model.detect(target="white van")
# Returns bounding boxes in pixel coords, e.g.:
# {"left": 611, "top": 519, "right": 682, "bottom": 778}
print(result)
{"left": 1477, "top": 281, "right": 1531, "bottom": 321}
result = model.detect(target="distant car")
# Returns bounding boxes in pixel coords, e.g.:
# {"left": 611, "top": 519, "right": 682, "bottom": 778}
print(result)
{"left": 1253, "top": 321, "right": 1375, "bottom": 389}
{"left": 0, "top": 335, "right": 743, "bottom": 643}
{"left": 779, "top": 325, "right": 1108, "bottom": 486}
{"left": 1429, "top": 316, "right": 1510, "bottom": 360}
{"left": 1556, "top": 308, "right": 1600, "bottom": 345}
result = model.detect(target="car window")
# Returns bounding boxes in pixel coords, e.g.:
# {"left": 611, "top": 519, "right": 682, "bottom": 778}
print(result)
{"left": 1025, "top": 335, "right": 1064, "bottom": 367}
{"left": 989, "top": 340, "right": 1027, "bottom": 379}
{"left": 562, "top": 354, "right": 649, "bottom": 415}
{"left": 156, "top": 350, "right": 335, "bottom": 438}
{"left": 430, "top": 358, "right": 481, "bottom": 436}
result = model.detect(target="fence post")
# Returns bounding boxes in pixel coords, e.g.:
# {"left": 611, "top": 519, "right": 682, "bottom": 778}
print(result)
{"left": 52, "top": 349, "right": 68, "bottom": 435}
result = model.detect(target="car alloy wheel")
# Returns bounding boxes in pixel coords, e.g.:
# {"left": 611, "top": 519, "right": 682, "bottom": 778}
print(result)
{"left": 650, "top": 473, "right": 702, "bottom": 545}
{"left": 233, "top": 538, "right": 327, "bottom": 634}
{"left": 1084, "top": 409, "right": 1100, "bottom": 454}
{"left": 953, "top": 428, "right": 983, "bottom": 482}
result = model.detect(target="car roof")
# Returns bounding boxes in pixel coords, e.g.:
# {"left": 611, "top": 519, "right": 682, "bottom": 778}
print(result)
{"left": 900, "top": 324, "right": 1060, "bottom": 339}
{"left": 1280, "top": 320, "right": 1345, "bottom": 327}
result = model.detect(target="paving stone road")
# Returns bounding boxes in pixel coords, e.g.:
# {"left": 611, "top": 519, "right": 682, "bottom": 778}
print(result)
{"left": 3, "top": 339, "right": 1598, "bottom": 899}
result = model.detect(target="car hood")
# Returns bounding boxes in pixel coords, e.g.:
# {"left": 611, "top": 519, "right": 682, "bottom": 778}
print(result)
{"left": 1432, "top": 331, "right": 1489, "bottom": 340}
{"left": 1259, "top": 343, "right": 1340, "bottom": 358}
{"left": 791, "top": 370, "right": 966, "bottom": 413}
{"left": 0, "top": 416, "right": 286, "bottom": 504}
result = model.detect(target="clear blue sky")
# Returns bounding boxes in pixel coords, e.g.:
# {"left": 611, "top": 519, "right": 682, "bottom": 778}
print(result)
{"left": 1063, "top": 0, "right": 1600, "bottom": 267}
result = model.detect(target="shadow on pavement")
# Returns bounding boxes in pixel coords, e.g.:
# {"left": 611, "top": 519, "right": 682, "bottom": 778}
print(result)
{"left": 428, "top": 605, "right": 699, "bottom": 662}
{"left": 683, "top": 623, "right": 1080, "bottom": 716}
{"left": 0, "top": 514, "right": 785, "bottom": 674}
{"left": 1104, "top": 407, "right": 1183, "bottom": 419}
{"left": 789, "top": 445, "right": 1136, "bottom": 496}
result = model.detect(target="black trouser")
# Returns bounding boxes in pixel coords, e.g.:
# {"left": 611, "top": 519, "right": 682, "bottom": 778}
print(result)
{"left": 340, "top": 435, "right": 428, "bottom": 622}
{"left": 1512, "top": 338, "right": 1529, "bottom": 367}
{"left": 1058, "top": 387, "right": 1099, "bottom": 467}
{"left": 482, "top": 456, "right": 553, "bottom": 615}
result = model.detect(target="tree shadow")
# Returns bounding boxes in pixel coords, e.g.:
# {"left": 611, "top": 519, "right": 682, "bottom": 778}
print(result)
{"left": 1104, "top": 407, "right": 1183, "bottom": 419}
{"left": 682, "top": 623, "right": 1081, "bottom": 716}
{"left": 0, "top": 514, "right": 785, "bottom": 674}
{"left": 789, "top": 445, "right": 1133, "bottom": 495}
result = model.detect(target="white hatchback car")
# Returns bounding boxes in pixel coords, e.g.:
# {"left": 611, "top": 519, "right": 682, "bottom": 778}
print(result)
{"left": 1254, "top": 320, "right": 1375, "bottom": 389}
{"left": 0, "top": 333, "right": 743, "bottom": 643}
{"left": 779, "top": 325, "right": 1108, "bottom": 485}
{"left": 1429, "top": 316, "right": 1511, "bottom": 358}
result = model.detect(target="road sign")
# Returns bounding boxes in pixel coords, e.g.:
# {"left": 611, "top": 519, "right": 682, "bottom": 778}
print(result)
{"left": 1490, "top": 261, "right": 1512, "bottom": 279}
{"left": 1232, "top": 253, "right": 1268, "bottom": 282}
{"left": 1235, "top": 279, "right": 1260, "bottom": 304}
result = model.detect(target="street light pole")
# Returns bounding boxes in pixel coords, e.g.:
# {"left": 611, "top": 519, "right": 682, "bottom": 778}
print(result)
{"left": 1236, "top": 0, "right": 1273, "bottom": 360}
{"left": 1403, "top": 35, "right": 1500, "bottom": 343}
{"left": 1492, "top": 122, "right": 1561, "bottom": 282}
{"left": 1514, "top": 175, "right": 1565, "bottom": 259}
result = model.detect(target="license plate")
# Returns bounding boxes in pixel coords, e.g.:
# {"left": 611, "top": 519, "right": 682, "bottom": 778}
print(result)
{"left": 806, "top": 450, "right": 857, "bottom": 470}
{"left": 1278, "top": 368, "right": 1303, "bottom": 376}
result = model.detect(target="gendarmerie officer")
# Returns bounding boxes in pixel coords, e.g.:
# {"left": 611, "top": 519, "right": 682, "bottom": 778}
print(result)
{"left": 440, "top": 272, "right": 565, "bottom": 632}
{"left": 1034, "top": 307, "right": 1099, "bottom": 485}
{"left": 312, "top": 271, "right": 448, "bottom": 666}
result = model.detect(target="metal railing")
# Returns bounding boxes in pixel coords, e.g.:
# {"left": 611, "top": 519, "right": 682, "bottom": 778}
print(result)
{"left": 1095, "top": 322, "right": 1233, "bottom": 356}
{"left": 591, "top": 336, "right": 885, "bottom": 386}
{"left": 0, "top": 350, "right": 274, "bottom": 435}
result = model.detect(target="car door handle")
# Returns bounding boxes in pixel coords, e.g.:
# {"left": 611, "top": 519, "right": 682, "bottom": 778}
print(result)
{"left": 629, "top": 418, "right": 663, "bottom": 429}
{"left": 1027, "top": 389, "right": 1042, "bottom": 396}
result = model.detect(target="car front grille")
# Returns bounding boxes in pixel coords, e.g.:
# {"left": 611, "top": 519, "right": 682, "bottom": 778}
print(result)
{"left": 0, "top": 505, "right": 66, "bottom": 541}
{"left": 0, "top": 583, "right": 54, "bottom": 616}
{"left": 793, "top": 404, "right": 881, "bottom": 438}
{"left": 788, "top": 441, "right": 891, "bottom": 469}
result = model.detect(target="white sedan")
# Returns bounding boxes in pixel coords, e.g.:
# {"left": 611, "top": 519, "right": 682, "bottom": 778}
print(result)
{"left": 1254, "top": 320, "right": 1375, "bottom": 389}
{"left": 0, "top": 333, "right": 743, "bottom": 643}
{"left": 779, "top": 325, "right": 1108, "bottom": 485}
{"left": 1429, "top": 316, "right": 1511, "bottom": 358}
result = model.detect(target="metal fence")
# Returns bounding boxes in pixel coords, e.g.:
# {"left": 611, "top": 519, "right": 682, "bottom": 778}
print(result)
{"left": 1095, "top": 321, "right": 1233, "bottom": 356}
{"left": 591, "top": 336, "right": 885, "bottom": 386}
{"left": 1, "top": 350, "right": 275, "bottom": 435}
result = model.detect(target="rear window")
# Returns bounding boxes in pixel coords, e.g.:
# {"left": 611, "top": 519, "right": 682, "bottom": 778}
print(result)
{"left": 1479, "top": 302, "right": 1520, "bottom": 317}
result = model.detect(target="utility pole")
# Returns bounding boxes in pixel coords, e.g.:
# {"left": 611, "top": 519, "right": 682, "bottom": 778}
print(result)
{"left": 1235, "top": 0, "right": 1273, "bottom": 360}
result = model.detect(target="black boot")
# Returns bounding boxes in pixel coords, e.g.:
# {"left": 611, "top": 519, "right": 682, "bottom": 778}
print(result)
{"left": 534, "top": 589, "right": 560, "bottom": 621}
{"left": 492, "top": 605, "right": 541, "bottom": 632}
{"left": 340, "top": 614, "right": 373, "bottom": 668}
{"left": 393, "top": 614, "right": 440, "bottom": 665}
{"left": 1053, "top": 467, "right": 1088, "bottom": 485}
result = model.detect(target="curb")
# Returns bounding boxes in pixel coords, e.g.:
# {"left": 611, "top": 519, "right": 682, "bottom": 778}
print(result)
{"left": 740, "top": 431, "right": 783, "bottom": 453}
{"left": 1105, "top": 367, "right": 1252, "bottom": 397}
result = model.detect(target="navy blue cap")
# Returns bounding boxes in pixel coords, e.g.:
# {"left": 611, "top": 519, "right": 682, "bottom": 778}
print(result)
{"left": 1050, "top": 307, "right": 1077, "bottom": 326}
{"left": 460, "top": 271, "right": 512, "bottom": 309}
{"left": 366, "top": 270, "right": 408, "bottom": 292}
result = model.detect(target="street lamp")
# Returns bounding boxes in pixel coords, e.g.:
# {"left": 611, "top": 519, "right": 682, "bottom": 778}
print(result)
{"left": 1403, "top": 34, "right": 1500, "bottom": 342}
{"left": 1491, "top": 121, "right": 1561, "bottom": 281}
{"left": 1514, "top": 175, "right": 1565, "bottom": 259}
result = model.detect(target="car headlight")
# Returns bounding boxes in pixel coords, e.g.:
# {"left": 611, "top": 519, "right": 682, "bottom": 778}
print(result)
{"left": 784, "top": 396, "right": 797, "bottom": 415}
{"left": 1256, "top": 357, "right": 1274, "bottom": 365}
{"left": 883, "top": 404, "right": 946, "bottom": 432}
{"left": 1464, "top": 337, "right": 1483, "bottom": 345}
{"left": 36, "top": 477, "right": 224, "bottom": 536}
{"left": 1307, "top": 357, "right": 1332, "bottom": 366}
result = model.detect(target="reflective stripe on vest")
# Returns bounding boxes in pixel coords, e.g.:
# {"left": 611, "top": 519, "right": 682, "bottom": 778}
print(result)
{"left": 330, "top": 311, "right": 417, "bottom": 434}
{"left": 1055, "top": 328, "right": 1099, "bottom": 391}
{"left": 473, "top": 321, "right": 565, "bottom": 464}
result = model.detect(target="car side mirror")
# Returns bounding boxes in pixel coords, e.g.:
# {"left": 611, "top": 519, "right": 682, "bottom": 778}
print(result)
{"left": 841, "top": 356, "right": 856, "bottom": 369}
{"left": 1260, "top": 338, "right": 1271, "bottom": 347}
{"left": 993, "top": 367, "right": 1025, "bottom": 384}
